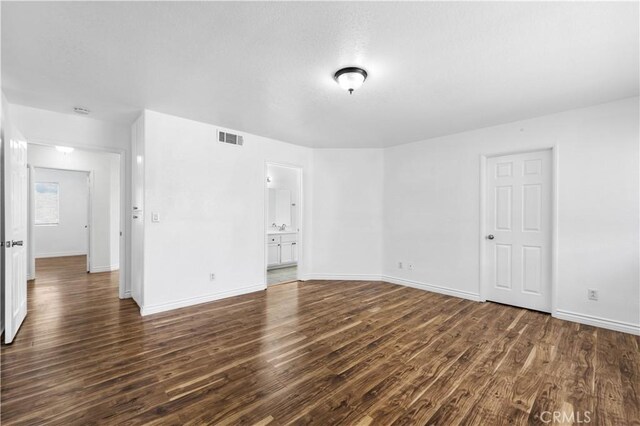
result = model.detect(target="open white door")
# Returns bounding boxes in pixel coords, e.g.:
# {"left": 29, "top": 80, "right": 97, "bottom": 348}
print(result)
{"left": 2, "top": 112, "right": 28, "bottom": 343}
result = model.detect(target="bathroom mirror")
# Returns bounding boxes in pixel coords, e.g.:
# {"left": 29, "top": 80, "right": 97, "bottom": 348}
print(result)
{"left": 269, "top": 188, "right": 291, "bottom": 228}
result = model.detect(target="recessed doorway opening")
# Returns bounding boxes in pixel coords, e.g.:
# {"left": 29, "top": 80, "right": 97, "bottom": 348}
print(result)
{"left": 27, "top": 143, "right": 122, "bottom": 293}
{"left": 265, "top": 163, "right": 302, "bottom": 286}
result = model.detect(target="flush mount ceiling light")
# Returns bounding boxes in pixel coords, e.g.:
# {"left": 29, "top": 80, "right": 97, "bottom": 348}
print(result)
{"left": 334, "top": 67, "right": 368, "bottom": 95}
{"left": 73, "top": 106, "right": 90, "bottom": 115}
{"left": 55, "top": 146, "right": 74, "bottom": 154}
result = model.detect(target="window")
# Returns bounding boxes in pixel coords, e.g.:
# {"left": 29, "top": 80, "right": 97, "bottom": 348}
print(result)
{"left": 35, "top": 182, "right": 60, "bottom": 225}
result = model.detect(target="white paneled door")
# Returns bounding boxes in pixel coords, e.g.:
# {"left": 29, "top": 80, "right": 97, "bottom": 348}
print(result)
{"left": 485, "top": 150, "right": 552, "bottom": 312}
{"left": 3, "top": 124, "right": 29, "bottom": 343}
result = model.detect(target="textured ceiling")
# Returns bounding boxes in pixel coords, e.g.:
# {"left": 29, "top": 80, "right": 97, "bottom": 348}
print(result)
{"left": 2, "top": 2, "right": 638, "bottom": 148}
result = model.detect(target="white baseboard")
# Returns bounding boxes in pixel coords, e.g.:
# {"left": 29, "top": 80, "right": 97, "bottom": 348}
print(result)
{"left": 301, "top": 273, "right": 482, "bottom": 302}
{"left": 554, "top": 309, "right": 640, "bottom": 336}
{"left": 140, "top": 284, "right": 266, "bottom": 316}
{"left": 27, "top": 273, "right": 35, "bottom": 281}
{"left": 120, "top": 290, "right": 131, "bottom": 299}
{"left": 36, "top": 251, "right": 87, "bottom": 259}
{"left": 381, "top": 275, "right": 482, "bottom": 302}
{"left": 132, "top": 274, "right": 638, "bottom": 336}
{"left": 301, "top": 273, "right": 383, "bottom": 281}
{"left": 90, "top": 264, "right": 120, "bottom": 273}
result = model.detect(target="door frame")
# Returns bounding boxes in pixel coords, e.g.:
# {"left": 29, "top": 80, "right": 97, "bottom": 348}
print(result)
{"left": 478, "top": 146, "right": 559, "bottom": 315}
{"left": 26, "top": 139, "right": 128, "bottom": 299}
{"left": 263, "top": 161, "right": 304, "bottom": 286}
{"left": 27, "top": 165, "right": 35, "bottom": 280}
{"left": 29, "top": 166, "right": 93, "bottom": 273}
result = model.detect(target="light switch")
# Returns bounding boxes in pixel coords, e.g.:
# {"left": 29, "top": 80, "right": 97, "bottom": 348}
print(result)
{"left": 152, "top": 212, "right": 160, "bottom": 223}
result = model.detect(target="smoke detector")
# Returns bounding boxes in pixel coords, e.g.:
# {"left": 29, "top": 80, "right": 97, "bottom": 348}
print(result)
{"left": 73, "top": 107, "right": 90, "bottom": 115}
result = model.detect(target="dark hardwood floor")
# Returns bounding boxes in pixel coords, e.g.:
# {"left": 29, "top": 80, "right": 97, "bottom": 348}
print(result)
{"left": 1, "top": 256, "right": 638, "bottom": 425}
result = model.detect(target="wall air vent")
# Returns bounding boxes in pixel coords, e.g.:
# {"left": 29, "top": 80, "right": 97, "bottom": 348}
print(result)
{"left": 218, "top": 130, "right": 244, "bottom": 146}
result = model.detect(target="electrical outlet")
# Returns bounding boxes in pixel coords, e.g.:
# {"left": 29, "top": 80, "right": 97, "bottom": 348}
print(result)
{"left": 398, "top": 261, "right": 403, "bottom": 269}
{"left": 588, "top": 289, "right": 598, "bottom": 301}
{"left": 408, "top": 264, "right": 414, "bottom": 271}
{"left": 210, "top": 273, "right": 216, "bottom": 281}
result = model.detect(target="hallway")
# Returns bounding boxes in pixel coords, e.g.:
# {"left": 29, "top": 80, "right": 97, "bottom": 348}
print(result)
{"left": 1, "top": 256, "right": 134, "bottom": 422}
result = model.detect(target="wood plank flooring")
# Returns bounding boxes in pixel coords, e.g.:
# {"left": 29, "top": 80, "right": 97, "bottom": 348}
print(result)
{"left": 1, "top": 255, "right": 639, "bottom": 425}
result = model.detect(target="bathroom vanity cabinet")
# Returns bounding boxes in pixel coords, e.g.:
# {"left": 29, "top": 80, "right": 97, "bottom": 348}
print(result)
{"left": 267, "top": 232, "right": 298, "bottom": 269}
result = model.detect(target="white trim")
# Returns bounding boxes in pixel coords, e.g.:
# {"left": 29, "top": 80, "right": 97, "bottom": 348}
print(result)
{"left": 87, "top": 171, "right": 93, "bottom": 273}
{"left": 382, "top": 275, "right": 482, "bottom": 302}
{"left": 36, "top": 251, "right": 87, "bottom": 259}
{"left": 296, "top": 273, "right": 637, "bottom": 335}
{"left": 27, "top": 165, "right": 36, "bottom": 280}
{"left": 479, "top": 155, "right": 487, "bottom": 301}
{"left": 551, "top": 146, "right": 559, "bottom": 315}
{"left": 301, "top": 274, "right": 482, "bottom": 302}
{"left": 121, "top": 290, "right": 131, "bottom": 299}
{"left": 302, "top": 273, "right": 383, "bottom": 282}
{"left": 554, "top": 309, "right": 640, "bottom": 336}
{"left": 140, "top": 284, "right": 266, "bottom": 316}
{"left": 90, "top": 264, "right": 120, "bottom": 273}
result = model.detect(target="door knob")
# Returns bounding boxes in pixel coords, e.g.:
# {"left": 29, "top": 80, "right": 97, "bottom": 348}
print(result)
{"left": 487, "top": 234, "right": 495, "bottom": 240}
{"left": 11, "top": 240, "right": 24, "bottom": 247}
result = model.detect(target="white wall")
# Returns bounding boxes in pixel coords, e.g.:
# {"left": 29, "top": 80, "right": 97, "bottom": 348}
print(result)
{"left": 383, "top": 97, "right": 639, "bottom": 333}
{"left": 34, "top": 168, "right": 89, "bottom": 258}
{"left": 307, "top": 149, "right": 384, "bottom": 280}
{"left": 9, "top": 105, "right": 129, "bottom": 151}
{"left": 138, "top": 99, "right": 638, "bottom": 335}
{"left": 8, "top": 103, "right": 131, "bottom": 296}
{"left": 28, "top": 144, "right": 120, "bottom": 272}
{"left": 140, "top": 110, "right": 313, "bottom": 314}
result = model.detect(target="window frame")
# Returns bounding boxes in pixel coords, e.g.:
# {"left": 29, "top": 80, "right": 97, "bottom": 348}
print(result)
{"left": 34, "top": 181, "right": 61, "bottom": 226}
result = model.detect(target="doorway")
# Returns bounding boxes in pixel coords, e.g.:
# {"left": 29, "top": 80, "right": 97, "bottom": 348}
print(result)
{"left": 27, "top": 144, "right": 121, "bottom": 286}
{"left": 31, "top": 167, "right": 90, "bottom": 273}
{"left": 481, "top": 149, "right": 553, "bottom": 312}
{"left": 265, "top": 163, "right": 302, "bottom": 286}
